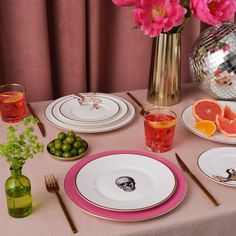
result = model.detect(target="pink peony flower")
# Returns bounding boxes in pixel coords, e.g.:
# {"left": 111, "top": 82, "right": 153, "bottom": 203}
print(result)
{"left": 133, "top": 0, "right": 187, "bottom": 37}
{"left": 112, "top": 0, "right": 139, "bottom": 6}
{"left": 112, "top": 0, "right": 236, "bottom": 38}
{"left": 190, "top": 0, "right": 236, "bottom": 27}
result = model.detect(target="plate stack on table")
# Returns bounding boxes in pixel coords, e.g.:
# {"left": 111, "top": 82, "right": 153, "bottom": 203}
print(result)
{"left": 45, "top": 93, "right": 135, "bottom": 133}
{"left": 64, "top": 150, "right": 188, "bottom": 221}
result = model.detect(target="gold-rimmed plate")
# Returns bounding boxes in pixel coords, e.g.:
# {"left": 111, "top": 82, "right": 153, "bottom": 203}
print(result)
{"left": 75, "top": 152, "right": 176, "bottom": 212}
{"left": 198, "top": 147, "right": 236, "bottom": 187}
{"left": 44, "top": 94, "right": 135, "bottom": 133}
{"left": 181, "top": 101, "right": 236, "bottom": 144}
{"left": 64, "top": 150, "right": 187, "bottom": 221}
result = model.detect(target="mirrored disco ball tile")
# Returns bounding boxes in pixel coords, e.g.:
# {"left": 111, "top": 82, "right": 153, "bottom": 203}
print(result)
{"left": 189, "top": 22, "right": 236, "bottom": 100}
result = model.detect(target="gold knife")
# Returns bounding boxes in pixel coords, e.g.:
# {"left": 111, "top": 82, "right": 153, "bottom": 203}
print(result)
{"left": 27, "top": 103, "right": 46, "bottom": 137}
{"left": 175, "top": 153, "right": 219, "bottom": 207}
{"left": 126, "top": 92, "right": 146, "bottom": 116}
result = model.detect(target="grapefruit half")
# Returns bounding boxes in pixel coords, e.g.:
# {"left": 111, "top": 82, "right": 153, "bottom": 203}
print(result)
{"left": 224, "top": 105, "right": 236, "bottom": 120}
{"left": 216, "top": 115, "right": 236, "bottom": 137}
{"left": 192, "top": 99, "right": 223, "bottom": 122}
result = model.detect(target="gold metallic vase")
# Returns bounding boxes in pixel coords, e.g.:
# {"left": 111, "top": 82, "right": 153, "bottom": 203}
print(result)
{"left": 147, "top": 33, "right": 181, "bottom": 106}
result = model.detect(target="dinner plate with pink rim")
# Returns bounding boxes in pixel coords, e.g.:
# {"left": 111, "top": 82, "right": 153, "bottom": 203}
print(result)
{"left": 64, "top": 150, "right": 187, "bottom": 221}
{"left": 197, "top": 147, "right": 236, "bottom": 187}
{"left": 181, "top": 101, "right": 236, "bottom": 144}
{"left": 75, "top": 153, "right": 176, "bottom": 212}
{"left": 53, "top": 95, "right": 128, "bottom": 127}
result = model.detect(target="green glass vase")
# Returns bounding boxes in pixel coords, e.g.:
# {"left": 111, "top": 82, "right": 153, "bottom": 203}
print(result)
{"left": 5, "top": 167, "right": 32, "bottom": 218}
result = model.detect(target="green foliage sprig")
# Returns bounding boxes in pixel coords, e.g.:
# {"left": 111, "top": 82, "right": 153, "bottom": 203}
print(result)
{"left": 0, "top": 117, "right": 44, "bottom": 169}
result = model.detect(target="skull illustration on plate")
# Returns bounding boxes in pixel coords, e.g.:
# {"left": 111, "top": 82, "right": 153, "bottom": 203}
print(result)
{"left": 115, "top": 176, "right": 136, "bottom": 192}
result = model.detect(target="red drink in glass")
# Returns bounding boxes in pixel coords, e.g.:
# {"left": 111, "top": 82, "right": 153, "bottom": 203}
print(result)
{"left": 144, "top": 108, "right": 176, "bottom": 152}
{"left": 0, "top": 84, "right": 26, "bottom": 123}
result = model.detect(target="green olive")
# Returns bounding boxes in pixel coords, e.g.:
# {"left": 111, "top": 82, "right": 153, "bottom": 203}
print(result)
{"left": 54, "top": 149, "right": 63, "bottom": 157}
{"left": 49, "top": 147, "right": 56, "bottom": 154}
{"left": 65, "top": 136, "right": 75, "bottom": 144}
{"left": 81, "top": 141, "right": 88, "bottom": 149}
{"left": 76, "top": 136, "right": 82, "bottom": 141}
{"left": 62, "top": 151, "right": 72, "bottom": 158}
{"left": 62, "top": 143, "right": 72, "bottom": 152}
{"left": 47, "top": 141, "right": 55, "bottom": 149}
{"left": 54, "top": 140, "right": 62, "bottom": 150}
{"left": 78, "top": 147, "right": 86, "bottom": 155}
{"left": 67, "top": 131, "right": 76, "bottom": 137}
{"left": 58, "top": 132, "right": 66, "bottom": 141}
{"left": 73, "top": 140, "right": 82, "bottom": 149}
{"left": 70, "top": 149, "right": 78, "bottom": 156}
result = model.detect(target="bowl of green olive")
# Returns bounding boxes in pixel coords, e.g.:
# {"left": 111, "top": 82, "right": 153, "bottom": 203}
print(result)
{"left": 47, "top": 131, "right": 88, "bottom": 161}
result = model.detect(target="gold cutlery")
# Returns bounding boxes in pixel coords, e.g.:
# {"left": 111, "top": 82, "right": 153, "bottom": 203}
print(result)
{"left": 126, "top": 92, "right": 146, "bottom": 116}
{"left": 44, "top": 174, "right": 78, "bottom": 234}
{"left": 175, "top": 153, "right": 220, "bottom": 207}
{"left": 27, "top": 103, "right": 46, "bottom": 137}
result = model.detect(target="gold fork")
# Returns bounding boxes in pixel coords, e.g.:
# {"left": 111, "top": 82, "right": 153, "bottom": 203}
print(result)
{"left": 44, "top": 175, "right": 78, "bottom": 234}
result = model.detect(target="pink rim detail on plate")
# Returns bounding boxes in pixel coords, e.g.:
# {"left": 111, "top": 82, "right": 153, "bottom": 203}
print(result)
{"left": 64, "top": 150, "right": 187, "bottom": 221}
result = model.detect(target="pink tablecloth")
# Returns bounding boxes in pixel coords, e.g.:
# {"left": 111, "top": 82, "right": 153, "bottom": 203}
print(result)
{"left": 0, "top": 84, "right": 236, "bottom": 236}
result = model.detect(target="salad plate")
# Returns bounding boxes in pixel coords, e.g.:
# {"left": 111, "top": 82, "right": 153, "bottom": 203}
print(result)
{"left": 75, "top": 153, "right": 176, "bottom": 211}
{"left": 59, "top": 95, "right": 120, "bottom": 122}
{"left": 198, "top": 147, "right": 236, "bottom": 187}
{"left": 181, "top": 101, "right": 236, "bottom": 144}
{"left": 45, "top": 94, "right": 135, "bottom": 133}
{"left": 64, "top": 150, "right": 187, "bottom": 221}
{"left": 53, "top": 95, "right": 128, "bottom": 127}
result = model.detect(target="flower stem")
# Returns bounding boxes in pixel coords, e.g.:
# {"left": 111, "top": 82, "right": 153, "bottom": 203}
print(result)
{"left": 177, "top": 16, "right": 191, "bottom": 33}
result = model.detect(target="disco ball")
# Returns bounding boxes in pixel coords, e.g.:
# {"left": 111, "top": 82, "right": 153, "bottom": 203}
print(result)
{"left": 189, "top": 22, "right": 236, "bottom": 100}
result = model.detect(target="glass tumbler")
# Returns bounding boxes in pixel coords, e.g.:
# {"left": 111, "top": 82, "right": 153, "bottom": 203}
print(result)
{"left": 0, "top": 83, "right": 26, "bottom": 123}
{"left": 144, "top": 107, "right": 177, "bottom": 152}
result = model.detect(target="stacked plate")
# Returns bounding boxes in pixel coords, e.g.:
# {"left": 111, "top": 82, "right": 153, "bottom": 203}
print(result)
{"left": 45, "top": 93, "right": 135, "bottom": 133}
{"left": 64, "top": 150, "right": 187, "bottom": 221}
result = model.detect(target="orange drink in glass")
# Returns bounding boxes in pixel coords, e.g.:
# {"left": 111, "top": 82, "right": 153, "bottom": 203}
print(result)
{"left": 144, "top": 107, "right": 176, "bottom": 152}
{"left": 0, "top": 84, "right": 26, "bottom": 123}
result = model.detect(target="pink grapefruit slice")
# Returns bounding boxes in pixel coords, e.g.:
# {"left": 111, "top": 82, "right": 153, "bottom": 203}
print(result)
{"left": 192, "top": 99, "right": 223, "bottom": 122}
{"left": 224, "top": 105, "right": 236, "bottom": 120}
{"left": 216, "top": 115, "right": 236, "bottom": 137}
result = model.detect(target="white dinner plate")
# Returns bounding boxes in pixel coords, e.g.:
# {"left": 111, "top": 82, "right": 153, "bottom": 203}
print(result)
{"left": 181, "top": 101, "right": 236, "bottom": 144}
{"left": 75, "top": 153, "right": 176, "bottom": 211}
{"left": 45, "top": 94, "right": 135, "bottom": 133}
{"left": 59, "top": 95, "right": 120, "bottom": 122}
{"left": 64, "top": 150, "right": 187, "bottom": 221}
{"left": 53, "top": 95, "right": 128, "bottom": 127}
{"left": 198, "top": 147, "right": 236, "bottom": 187}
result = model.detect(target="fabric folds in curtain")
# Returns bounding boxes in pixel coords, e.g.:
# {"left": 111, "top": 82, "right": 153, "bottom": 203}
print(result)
{"left": 0, "top": 0, "right": 234, "bottom": 102}
{"left": 0, "top": 0, "right": 87, "bottom": 102}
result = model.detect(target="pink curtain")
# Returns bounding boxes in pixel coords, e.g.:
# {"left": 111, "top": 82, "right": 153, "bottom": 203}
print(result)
{"left": 0, "top": 0, "right": 234, "bottom": 102}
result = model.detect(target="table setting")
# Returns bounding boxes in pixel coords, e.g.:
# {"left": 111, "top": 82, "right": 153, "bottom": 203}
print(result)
{"left": 0, "top": 0, "right": 235, "bottom": 234}
{"left": 1, "top": 84, "right": 236, "bottom": 236}
{"left": 43, "top": 92, "right": 188, "bottom": 224}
